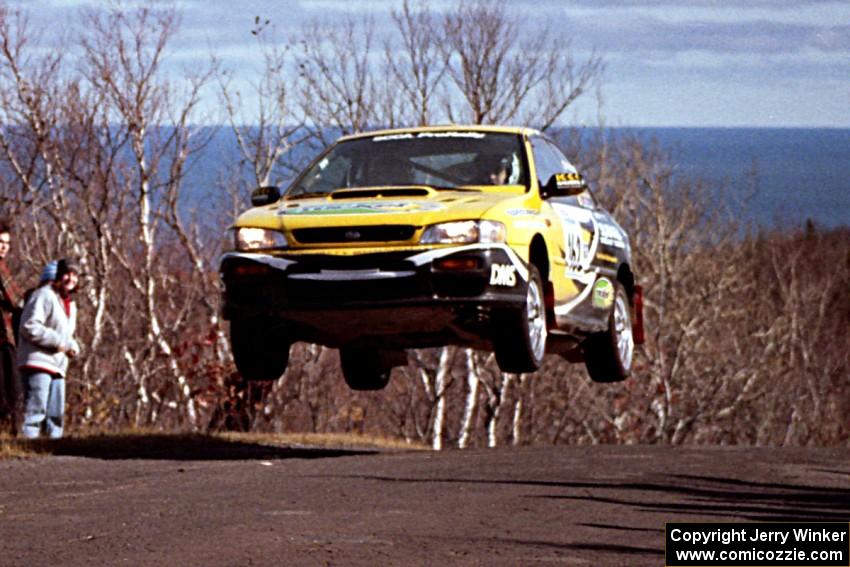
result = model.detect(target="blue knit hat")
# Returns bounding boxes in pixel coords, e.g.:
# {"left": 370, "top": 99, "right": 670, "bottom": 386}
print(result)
{"left": 39, "top": 260, "right": 58, "bottom": 284}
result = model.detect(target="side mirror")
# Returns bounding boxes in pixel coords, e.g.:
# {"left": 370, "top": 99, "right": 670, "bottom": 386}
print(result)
{"left": 250, "top": 186, "right": 281, "bottom": 207}
{"left": 542, "top": 172, "right": 587, "bottom": 198}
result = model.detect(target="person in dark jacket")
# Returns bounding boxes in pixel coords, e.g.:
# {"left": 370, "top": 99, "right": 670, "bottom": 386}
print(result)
{"left": 0, "top": 220, "right": 23, "bottom": 435}
{"left": 18, "top": 258, "right": 80, "bottom": 439}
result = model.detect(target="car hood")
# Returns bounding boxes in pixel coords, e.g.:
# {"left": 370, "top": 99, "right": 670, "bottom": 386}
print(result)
{"left": 236, "top": 186, "right": 536, "bottom": 249}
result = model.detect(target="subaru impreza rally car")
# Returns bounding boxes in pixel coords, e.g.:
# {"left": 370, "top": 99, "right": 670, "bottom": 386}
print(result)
{"left": 220, "top": 125, "right": 644, "bottom": 390}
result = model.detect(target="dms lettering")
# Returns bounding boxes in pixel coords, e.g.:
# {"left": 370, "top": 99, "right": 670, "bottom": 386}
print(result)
{"left": 490, "top": 264, "right": 516, "bottom": 287}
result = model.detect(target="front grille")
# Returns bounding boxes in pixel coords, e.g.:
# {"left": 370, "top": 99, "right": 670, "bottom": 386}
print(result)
{"left": 292, "top": 225, "right": 417, "bottom": 244}
{"left": 286, "top": 276, "right": 429, "bottom": 303}
{"left": 222, "top": 253, "right": 429, "bottom": 307}
{"left": 288, "top": 252, "right": 416, "bottom": 272}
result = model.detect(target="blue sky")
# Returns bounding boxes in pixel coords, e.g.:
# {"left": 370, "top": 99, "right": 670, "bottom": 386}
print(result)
{"left": 22, "top": 0, "right": 850, "bottom": 127}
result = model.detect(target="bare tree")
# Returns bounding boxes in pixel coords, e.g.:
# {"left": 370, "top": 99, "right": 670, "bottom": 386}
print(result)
{"left": 295, "top": 16, "right": 378, "bottom": 145}
{"left": 384, "top": 0, "right": 449, "bottom": 127}
{"left": 441, "top": 0, "right": 602, "bottom": 128}
{"left": 78, "top": 4, "right": 216, "bottom": 429}
{"left": 218, "top": 20, "right": 308, "bottom": 191}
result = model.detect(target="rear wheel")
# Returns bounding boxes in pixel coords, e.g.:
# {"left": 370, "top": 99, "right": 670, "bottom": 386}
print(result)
{"left": 583, "top": 284, "right": 633, "bottom": 383}
{"left": 493, "top": 265, "right": 548, "bottom": 373}
{"left": 339, "top": 347, "right": 394, "bottom": 391}
{"left": 230, "top": 319, "right": 291, "bottom": 381}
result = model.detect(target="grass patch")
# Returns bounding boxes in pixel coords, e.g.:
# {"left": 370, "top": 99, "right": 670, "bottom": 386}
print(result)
{"left": 220, "top": 431, "right": 428, "bottom": 451}
{"left": 0, "top": 433, "right": 46, "bottom": 459}
{"left": 0, "top": 430, "right": 427, "bottom": 460}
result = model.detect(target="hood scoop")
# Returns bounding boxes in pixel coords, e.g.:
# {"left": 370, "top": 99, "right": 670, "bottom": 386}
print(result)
{"left": 330, "top": 187, "right": 432, "bottom": 200}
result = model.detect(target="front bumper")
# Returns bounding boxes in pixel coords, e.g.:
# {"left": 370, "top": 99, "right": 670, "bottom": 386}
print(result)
{"left": 220, "top": 244, "right": 529, "bottom": 347}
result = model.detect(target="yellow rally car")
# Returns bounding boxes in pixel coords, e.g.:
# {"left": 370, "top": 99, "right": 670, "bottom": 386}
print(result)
{"left": 220, "top": 125, "right": 644, "bottom": 390}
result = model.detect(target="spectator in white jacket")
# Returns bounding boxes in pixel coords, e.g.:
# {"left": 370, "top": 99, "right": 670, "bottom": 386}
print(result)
{"left": 18, "top": 258, "right": 80, "bottom": 439}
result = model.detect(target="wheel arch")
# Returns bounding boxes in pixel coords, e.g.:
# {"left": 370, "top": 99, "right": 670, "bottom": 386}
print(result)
{"left": 616, "top": 262, "right": 635, "bottom": 300}
{"left": 529, "top": 234, "right": 554, "bottom": 326}
{"left": 529, "top": 234, "right": 549, "bottom": 281}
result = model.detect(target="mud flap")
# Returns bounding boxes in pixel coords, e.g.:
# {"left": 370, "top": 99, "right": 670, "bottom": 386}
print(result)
{"left": 632, "top": 284, "right": 645, "bottom": 345}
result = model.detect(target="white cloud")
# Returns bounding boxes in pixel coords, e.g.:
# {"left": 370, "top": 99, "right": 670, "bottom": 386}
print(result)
{"left": 4, "top": 0, "right": 848, "bottom": 127}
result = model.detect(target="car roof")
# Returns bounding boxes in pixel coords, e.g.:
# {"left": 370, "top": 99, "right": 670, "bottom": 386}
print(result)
{"left": 339, "top": 124, "right": 542, "bottom": 142}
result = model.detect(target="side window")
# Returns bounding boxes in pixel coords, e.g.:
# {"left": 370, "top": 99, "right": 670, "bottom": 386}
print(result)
{"left": 543, "top": 140, "right": 577, "bottom": 177}
{"left": 530, "top": 136, "right": 563, "bottom": 188}
{"left": 539, "top": 138, "right": 596, "bottom": 208}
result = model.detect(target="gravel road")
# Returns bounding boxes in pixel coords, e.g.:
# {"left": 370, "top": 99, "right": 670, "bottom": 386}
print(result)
{"left": 1, "top": 439, "right": 849, "bottom": 566}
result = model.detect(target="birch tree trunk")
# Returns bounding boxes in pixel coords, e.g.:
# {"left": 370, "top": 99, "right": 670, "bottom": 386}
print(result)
{"left": 511, "top": 373, "right": 528, "bottom": 446}
{"left": 457, "top": 349, "right": 478, "bottom": 449}
{"left": 431, "top": 347, "right": 453, "bottom": 451}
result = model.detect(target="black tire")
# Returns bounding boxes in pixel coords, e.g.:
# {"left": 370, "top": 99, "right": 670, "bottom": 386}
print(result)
{"left": 583, "top": 283, "right": 634, "bottom": 383}
{"left": 230, "top": 319, "right": 291, "bottom": 381}
{"left": 493, "top": 265, "right": 548, "bottom": 374}
{"left": 339, "top": 347, "right": 393, "bottom": 391}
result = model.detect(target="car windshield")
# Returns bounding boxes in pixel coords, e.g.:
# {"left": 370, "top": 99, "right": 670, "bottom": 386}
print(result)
{"left": 288, "top": 131, "right": 527, "bottom": 197}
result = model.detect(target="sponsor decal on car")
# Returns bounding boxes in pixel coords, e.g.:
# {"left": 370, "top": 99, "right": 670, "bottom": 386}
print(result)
{"left": 554, "top": 203, "right": 593, "bottom": 223}
{"left": 513, "top": 220, "right": 549, "bottom": 231}
{"left": 279, "top": 201, "right": 444, "bottom": 216}
{"left": 489, "top": 263, "right": 517, "bottom": 287}
{"left": 592, "top": 277, "right": 615, "bottom": 309}
{"left": 555, "top": 172, "right": 586, "bottom": 190}
{"left": 505, "top": 208, "right": 539, "bottom": 217}
{"left": 597, "top": 221, "right": 626, "bottom": 249}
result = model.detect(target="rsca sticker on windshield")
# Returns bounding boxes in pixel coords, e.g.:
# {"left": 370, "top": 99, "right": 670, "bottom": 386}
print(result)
{"left": 279, "top": 201, "right": 444, "bottom": 216}
{"left": 373, "top": 132, "right": 486, "bottom": 142}
{"left": 592, "top": 278, "right": 615, "bottom": 309}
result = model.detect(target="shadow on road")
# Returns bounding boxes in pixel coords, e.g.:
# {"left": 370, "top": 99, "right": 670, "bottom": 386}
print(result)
{"left": 342, "top": 472, "right": 850, "bottom": 522}
{"left": 541, "top": 474, "right": 850, "bottom": 522}
{"left": 501, "top": 537, "right": 660, "bottom": 556}
{"left": 19, "top": 434, "right": 378, "bottom": 461}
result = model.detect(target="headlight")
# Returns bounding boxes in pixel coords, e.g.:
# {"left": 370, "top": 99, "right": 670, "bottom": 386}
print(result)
{"left": 420, "top": 220, "right": 506, "bottom": 245}
{"left": 233, "top": 227, "right": 288, "bottom": 251}
{"left": 478, "top": 220, "right": 507, "bottom": 243}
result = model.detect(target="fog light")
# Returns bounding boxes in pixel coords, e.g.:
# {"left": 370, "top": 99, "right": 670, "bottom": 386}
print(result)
{"left": 233, "top": 263, "right": 270, "bottom": 276}
{"left": 434, "top": 257, "right": 481, "bottom": 271}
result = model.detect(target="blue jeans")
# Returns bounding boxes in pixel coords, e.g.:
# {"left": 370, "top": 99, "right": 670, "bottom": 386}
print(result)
{"left": 21, "top": 371, "right": 65, "bottom": 439}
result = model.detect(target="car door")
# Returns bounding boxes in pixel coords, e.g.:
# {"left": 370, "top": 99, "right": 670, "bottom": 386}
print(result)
{"left": 531, "top": 136, "right": 608, "bottom": 328}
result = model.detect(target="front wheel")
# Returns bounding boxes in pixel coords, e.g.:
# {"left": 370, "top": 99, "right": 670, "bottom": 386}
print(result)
{"left": 493, "top": 265, "right": 548, "bottom": 373}
{"left": 583, "top": 284, "right": 634, "bottom": 383}
{"left": 230, "top": 319, "right": 291, "bottom": 381}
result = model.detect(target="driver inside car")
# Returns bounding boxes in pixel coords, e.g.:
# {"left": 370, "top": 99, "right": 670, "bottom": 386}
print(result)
{"left": 478, "top": 154, "right": 513, "bottom": 185}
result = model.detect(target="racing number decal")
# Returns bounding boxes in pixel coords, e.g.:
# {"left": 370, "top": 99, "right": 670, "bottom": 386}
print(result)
{"left": 552, "top": 203, "right": 598, "bottom": 275}
{"left": 563, "top": 221, "right": 586, "bottom": 270}
{"left": 551, "top": 203, "right": 603, "bottom": 319}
